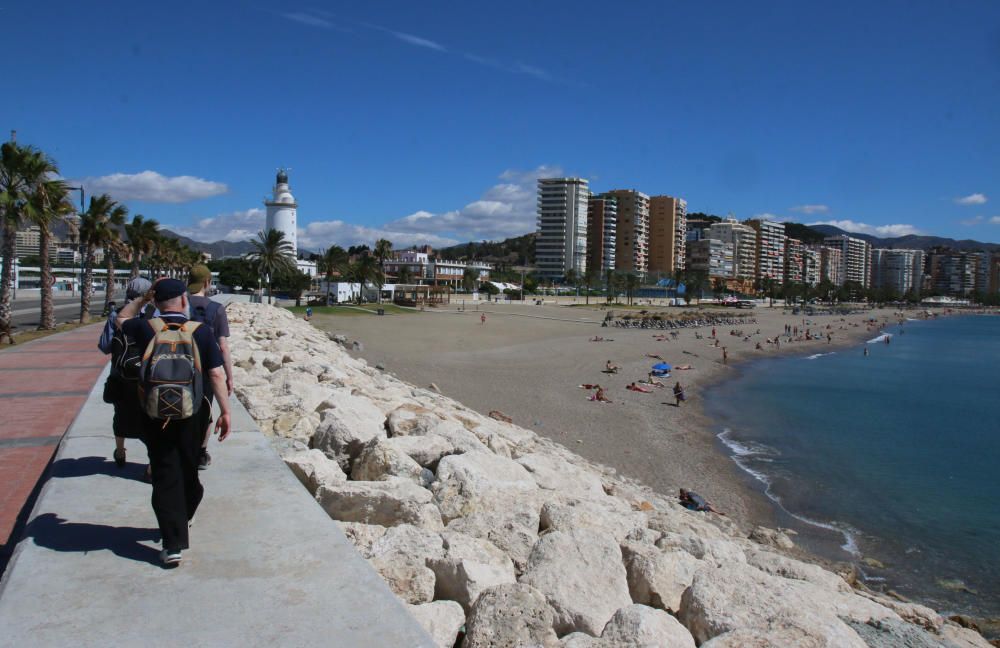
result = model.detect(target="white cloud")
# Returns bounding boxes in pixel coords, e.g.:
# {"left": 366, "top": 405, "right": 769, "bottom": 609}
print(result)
{"left": 750, "top": 212, "right": 783, "bottom": 222}
{"left": 172, "top": 208, "right": 266, "bottom": 242}
{"left": 990, "top": 216, "right": 1000, "bottom": 225}
{"left": 391, "top": 31, "right": 445, "bottom": 51}
{"left": 297, "top": 221, "right": 459, "bottom": 251}
{"left": 808, "top": 219, "right": 922, "bottom": 238}
{"left": 960, "top": 216, "right": 984, "bottom": 226}
{"left": 76, "top": 171, "right": 228, "bottom": 203}
{"left": 789, "top": 204, "right": 829, "bottom": 215}
{"left": 282, "top": 12, "right": 333, "bottom": 29}
{"left": 955, "top": 193, "right": 987, "bottom": 205}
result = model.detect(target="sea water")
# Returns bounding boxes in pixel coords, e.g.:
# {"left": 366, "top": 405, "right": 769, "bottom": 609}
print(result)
{"left": 703, "top": 315, "right": 1000, "bottom": 618}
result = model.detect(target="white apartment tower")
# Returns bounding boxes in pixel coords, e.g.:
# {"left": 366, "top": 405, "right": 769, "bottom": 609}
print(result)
{"left": 748, "top": 219, "right": 787, "bottom": 285}
{"left": 607, "top": 189, "right": 650, "bottom": 274}
{"left": 265, "top": 169, "right": 298, "bottom": 256}
{"left": 871, "top": 249, "right": 924, "bottom": 295}
{"left": 536, "top": 178, "right": 589, "bottom": 281}
{"left": 825, "top": 235, "right": 872, "bottom": 288}
{"left": 709, "top": 218, "right": 757, "bottom": 284}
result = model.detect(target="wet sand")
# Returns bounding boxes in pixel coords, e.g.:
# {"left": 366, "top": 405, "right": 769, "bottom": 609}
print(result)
{"left": 309, "top": 299, "right": 895, "bottom": 531}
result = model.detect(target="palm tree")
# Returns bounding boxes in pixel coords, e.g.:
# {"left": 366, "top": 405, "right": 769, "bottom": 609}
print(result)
{"left": 249, "top": 229, "right": 296, "bottom": 304}
{"left": 397, "top": 265, "right": 414, "bottom": 285}
{"left": 26, "top": 179, "right": 74, "bottom": 329}
{"left": 583, "top": 268, "right": 599, "bottom": 305}
{"left": 353, "top": 254, "right": 379, "bottom": 304}
{"left": 0, "top": 141, "right": 59, "bottom": 322}
{"left": 124, "top": 214, "right": 159, "bottom": 279}
{"left": 319, "top": 245, "right": 347, "bottom": 305}
{"left": 373, "top": 238, "right": 393, "bottom": 303}
{"left": 462, "top": 267, "right": 479, "bottom": 293}
{"left": 100, "top": 203, "right": 128, "bottom": 313}
{"left": 78, "top": 195, "right": 127, "bottom": 323}
{"left": 564, "top": 268, "right": 578, "bottom": 297}
{"left": 624, "top": 273, "right": 640, "bottom": 306}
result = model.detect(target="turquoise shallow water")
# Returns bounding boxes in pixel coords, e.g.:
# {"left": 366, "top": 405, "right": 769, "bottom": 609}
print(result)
{"left": 703, "top": 314, "right": 1000, "bottom": 618}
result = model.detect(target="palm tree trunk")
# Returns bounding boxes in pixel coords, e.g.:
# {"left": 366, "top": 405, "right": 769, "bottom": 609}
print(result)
{"left": 130, "top": 255, "right": 140, "bottom": 280}
{"left": 80, "top": 247, "right": 95, "bottom": 323}
{"left": 0, "top": 223, "right": 16, "bottom": 321}
{"left": 325, "top": 274, "right": 332, "bottom": 305}
{"left": 104, "top": 252, "right": 115, "bottom": 311}
{"left": 38, "top": 227, "right": 55, "bottom": 329}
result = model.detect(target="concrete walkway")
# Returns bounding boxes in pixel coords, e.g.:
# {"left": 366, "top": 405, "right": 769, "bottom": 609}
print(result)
{"left": 0, "top": 366, "right": 434, "bottom": 646}
{"left": 0, "top": 324, "right": 108, "bottom": 570}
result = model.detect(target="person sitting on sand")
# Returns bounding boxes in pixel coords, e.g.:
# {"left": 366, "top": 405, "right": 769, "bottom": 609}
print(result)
{"left": 589, "top": 386, "right": 612, "bottom": 403}
{"left": 646, "top": 372, "right": 666, "bottom": 386}
{"left": 605, "top": 360, "right": 620, "bottom": 373}
{"left": 627, "top": 382, "right": 653, "bottom": 393}
{"left": 679, "top": 488, "right": 723, "bottom": 514}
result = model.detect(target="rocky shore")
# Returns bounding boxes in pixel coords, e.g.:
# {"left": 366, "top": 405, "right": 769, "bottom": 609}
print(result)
{"left": 227, "top": 302, "right": 990, "bottom": 648}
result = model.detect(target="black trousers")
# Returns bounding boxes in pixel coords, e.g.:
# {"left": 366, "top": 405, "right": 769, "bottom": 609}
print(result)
{"left": 143, "top": 409, "right": 207, "bottom": 551}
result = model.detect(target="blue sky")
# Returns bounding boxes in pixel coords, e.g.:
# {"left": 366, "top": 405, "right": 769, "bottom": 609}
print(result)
{"left": 5, "top": 0, "right": 1000, "bottom": 248}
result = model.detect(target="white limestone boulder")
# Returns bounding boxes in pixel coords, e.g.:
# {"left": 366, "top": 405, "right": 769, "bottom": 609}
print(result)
{"left": 431, "top": 452, "right": 538, "bottom": 523}
{"left": 539, "top": 496, "right": 648, "bottom": 543}
{"left": 427, "top": 531, "right": 516, "bottom": 612}
{"left": 620, "top": 541, "right": 703, "bottom": 613}
{"left": 405, "top": 601, "right": 465, "bottom": 648}
{"left": 749, "top": 526, "right": 796, "bottom": 550}
{"left": 383, "top": 434, "right": 455, "bottom": 470}
{"left": 315, "top": 477, "right": 443, "bottom": 530}
{"left": 516, "top": 453, "right": 606, "bottom": 498}
{"left": 519, "top": 528, "right": 632, "bottom": 636}
{"left": 351, "top": 439, "right": 429, "bottom": 486}
{"left": 600, "top": 604, "right": 696, "bottom": 648}
{"left": 445, "top": 501, "right": 541, "bottom": 575}
{"left": 370, "top": 555, "right": 435, "bottom": 604}
{"left": 369, "top": 524, "right": 445, "bottom": 565}
{"left": 309, "top": 393, "right": 387, "bottom": 470}
{"left": 424, "top": 420, "right": 491, "bottom": 455}
{"left": 678, "top": 562, "right": 896, "bottom": 645}
{"left": 385, "top": 404, "right": 443, "bottom": 436}
{"left": 462, "top": 583, "right": 559, "bottom": 648}
{"left": 559, "top": 633, "right": 606, "bottom": 647}
{"left": 337, "top": 521, "right": 386, "bottom": 558}
{"left": 282, "top": 448, "right": 346, "bottom": 495}
{"left": 744, "top": 547, "right": 850, "bottom": 593}
{"left": 655, "top": 531, "right": 747, "bottom": 567}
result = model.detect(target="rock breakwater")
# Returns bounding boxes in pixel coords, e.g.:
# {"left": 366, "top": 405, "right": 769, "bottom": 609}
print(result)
{"left": 226, "top": 303, "right": 990, "bottom": 648}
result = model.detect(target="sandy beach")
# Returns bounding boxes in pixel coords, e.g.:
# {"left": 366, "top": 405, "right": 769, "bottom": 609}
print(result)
{"left": 307, "top": 298, "right": 903, "bottom": 537}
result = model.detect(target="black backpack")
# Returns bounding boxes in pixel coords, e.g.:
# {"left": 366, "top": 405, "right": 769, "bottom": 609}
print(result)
{"left": 110, "top": 305, "right": 156, "bottom": 382}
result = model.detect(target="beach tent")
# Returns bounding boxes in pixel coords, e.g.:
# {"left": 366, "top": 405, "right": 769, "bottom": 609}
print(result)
{"left": 651, "top": 362, "right": 672, "bottom": 375}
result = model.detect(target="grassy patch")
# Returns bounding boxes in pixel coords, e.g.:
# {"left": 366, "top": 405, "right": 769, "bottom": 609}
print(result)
{"left": 1, "top": 321, "right": 92, "bottom": 348}
{"left": 287, "top": 304, "right": 416, "bottom": 317}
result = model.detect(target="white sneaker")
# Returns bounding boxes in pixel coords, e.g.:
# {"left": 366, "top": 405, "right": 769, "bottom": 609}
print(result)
{"left": 159, "top": 548, "right": 182, "bottom": 566}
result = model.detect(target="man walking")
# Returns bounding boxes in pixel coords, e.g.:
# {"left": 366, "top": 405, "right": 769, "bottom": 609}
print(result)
{"left": 116, "top": 278, "right": 231, "bottom": 566}
{"left": 186, "top": 265, "right": 233, "bottom": 470}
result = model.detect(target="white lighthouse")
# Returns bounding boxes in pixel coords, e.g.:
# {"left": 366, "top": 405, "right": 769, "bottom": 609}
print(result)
{"left": 265, "top": 168, "right": 298, "bottom": 256}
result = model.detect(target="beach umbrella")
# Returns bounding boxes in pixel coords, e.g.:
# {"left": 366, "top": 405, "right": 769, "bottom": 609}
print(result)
{"left": 652, "top": 362, "right": 672, "bottom": 372}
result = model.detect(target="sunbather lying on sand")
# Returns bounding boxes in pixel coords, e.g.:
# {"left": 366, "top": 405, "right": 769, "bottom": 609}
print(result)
{"left": 645, "top": 353, "right": 664, "bottom": 360}
{"left": 674, "top": 365, "right": 693, "bottom": 370}
{"left": 579, "top": 383, "right": 600, "bottom": 390}
{"left": 588, "top": 386, "right": 612, "bottom": 402}
{"left": 679, "top": 488, "right": 724, "bottom": 514}
{"left": 627, "top": 382, "right": 653, "bottom": 393}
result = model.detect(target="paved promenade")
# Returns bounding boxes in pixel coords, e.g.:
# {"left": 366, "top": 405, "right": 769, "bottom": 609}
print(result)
{"left": 0, "top": 324, "right": 108, "bottom": 571}
{"left": 0, "top": 343, "right": 433, "bottom": 645}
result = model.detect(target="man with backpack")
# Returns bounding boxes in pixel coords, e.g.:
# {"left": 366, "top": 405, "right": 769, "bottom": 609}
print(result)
{"left": 115, "top": 277, "right": 231, "bottom": 567}
{"left": 186, "top": 264, "right": 233, "bottom": 471}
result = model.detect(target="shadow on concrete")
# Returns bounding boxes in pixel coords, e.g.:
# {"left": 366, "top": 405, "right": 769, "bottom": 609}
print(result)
{"left": 51, "top": 456, "right": 148, "bottom": 483}
{"left": 23, "top": 513, "right": 160, "bottom": 565}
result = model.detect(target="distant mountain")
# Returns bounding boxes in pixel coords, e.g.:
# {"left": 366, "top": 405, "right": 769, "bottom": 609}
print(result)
{"left": 807, "top": 224, "right": 1000, "bottom": 252}
{"left": 158, "top": 229, "right": 256, "bottom": 259}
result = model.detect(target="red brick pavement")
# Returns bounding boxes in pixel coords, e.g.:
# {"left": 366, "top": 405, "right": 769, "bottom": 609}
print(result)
{"left": 0, "top": 325, "right": 107, "bottom": 560}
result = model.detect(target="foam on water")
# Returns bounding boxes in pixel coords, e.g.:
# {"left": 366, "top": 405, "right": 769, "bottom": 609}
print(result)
{"left": 718, "top": 428, "right": 861, "bottom": 556}
{"left": 867, "top": 333, "right": 892, "bottom": 343}
{"left": 806, "top": 351, "right": 836, "bottom": 360}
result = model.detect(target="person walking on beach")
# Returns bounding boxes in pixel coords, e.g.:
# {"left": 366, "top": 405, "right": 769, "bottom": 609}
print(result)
{"left": 673, "top": 381, "right": 686, "bottom": 406}
{"left": 116, "top": 278, "right": 231, "bottom": 567}
{"left": 187, "top": 265, "right": 233, "bottom": 471}
{"left": 480, "top": 313, "right": 486, "bottom": 325}
{"left": 722, "top": 347, "right": 728, "bottom": 365}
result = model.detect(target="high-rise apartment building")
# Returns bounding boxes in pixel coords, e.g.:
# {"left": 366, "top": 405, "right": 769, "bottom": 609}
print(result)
{"left": 870, "top": 249, "right": 924, "bottom": 296}
{"left": 586, "top": 193, "right": 617, "bottom": 276}
{"left": 708, "top": 218, "right": 757, "bottom": 286}
{"left": 606, "top": 189, "right": 649, "bottom": 274}
{"left": 686, "top": 239, "right": 734, "bottom": 279}
{"left": 647, "top": 196, "right": 687, "bottom": 277}
{"left": 536, "top": 178, "right": 590, "bottom": 281}
{"left": 803, "top": 248, "right": 821, "bottom": 286}
{"left": 816, "top": 246, "right": 844, "bottom": 286}
{"left": 784, "top": 238, "right": 805, "bottom": 284}
{"left": 748, "top": 220, "right": 787, "bottom": 285}
{"left": 824, "top": 235, "right": 872, "bottom": 288}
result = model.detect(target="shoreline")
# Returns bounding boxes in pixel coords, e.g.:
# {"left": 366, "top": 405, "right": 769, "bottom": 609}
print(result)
{"left": 313, "top": 300, "right": 906, "bottom": 544}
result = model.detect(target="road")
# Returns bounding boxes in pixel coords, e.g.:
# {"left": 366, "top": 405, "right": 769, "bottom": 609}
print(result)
{"left": 6, "top": 293, "right": 109, "bottom": 330}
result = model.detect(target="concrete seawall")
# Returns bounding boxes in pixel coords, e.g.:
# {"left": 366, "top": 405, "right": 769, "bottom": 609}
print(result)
{"left": 0, "top": 365, "right": 434, "bottom": 647}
